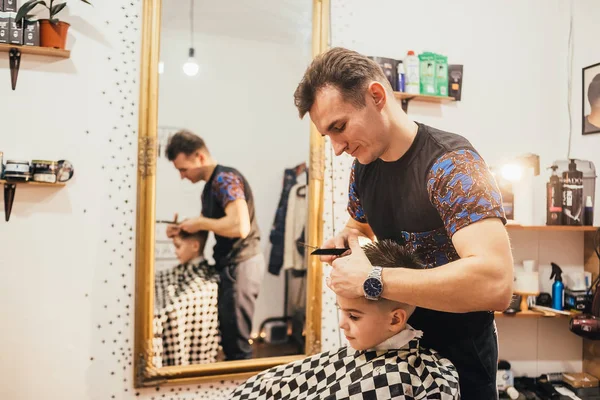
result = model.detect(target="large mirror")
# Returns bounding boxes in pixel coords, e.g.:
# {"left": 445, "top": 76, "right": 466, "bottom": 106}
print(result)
{"left": 134, "top": 0, "right": 329, "bottom": 386}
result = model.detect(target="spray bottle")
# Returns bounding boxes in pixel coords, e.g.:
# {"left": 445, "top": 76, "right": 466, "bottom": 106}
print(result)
{"left": 546, "top": 165, "right": 562, "bottom": 225}
{"left": 550, "top": 262, "right": 564, "bottom": 311}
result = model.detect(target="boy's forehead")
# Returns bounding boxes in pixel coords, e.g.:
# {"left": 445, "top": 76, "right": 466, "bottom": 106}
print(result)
{"left": 336, "top": 295, "right": 370, "bottom": 310}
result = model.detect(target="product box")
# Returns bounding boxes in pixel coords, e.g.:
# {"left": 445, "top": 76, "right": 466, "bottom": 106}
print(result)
{"left": 565, "top": 288, "right": 592, "bottom": 312}
{"left": 435, "top": 54, "right": 448, "bottom": 96}
{"left": 3, "top": 0, "right": 17, "bottom": 12}
{"left": 448, "top": 64, "right": 463, "bottom": 101}
{"left": 23, "top": 18, "right": 38, "bottom": 46}
{"left": 0, "top": 12, "right": 9, "bottom": 43}
{"left": 8, "top": 12, "right": 22, "bottom": 45}
{"left": 418, "top": 52, "right": 436, "bottom": 95}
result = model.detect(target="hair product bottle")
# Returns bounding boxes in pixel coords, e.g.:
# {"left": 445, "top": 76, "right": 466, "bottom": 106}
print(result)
{"left": 546, "top": 165, "right": 562, "bottom": 225}
{"left": 562, "top": 159, "right": 584, "bottom": 225}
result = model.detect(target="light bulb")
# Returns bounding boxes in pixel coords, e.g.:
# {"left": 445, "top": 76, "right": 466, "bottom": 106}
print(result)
{"left": 182, "top": 47, "right": 199, "bottom": 77}
{"left": 501, "top": 164, "right": 523, "bottom": 182}
{"left": 158, "top": 61, "right": 164, "bottom": 75}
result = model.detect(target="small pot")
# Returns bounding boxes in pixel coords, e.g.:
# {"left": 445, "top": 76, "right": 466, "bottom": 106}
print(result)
{"left": 39, "top": 20, "right": 70, "bottom": 49}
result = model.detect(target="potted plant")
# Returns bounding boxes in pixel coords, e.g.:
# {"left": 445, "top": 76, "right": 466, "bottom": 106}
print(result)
{"left": 16, "top": 0, "right": 92, "bottom": 50}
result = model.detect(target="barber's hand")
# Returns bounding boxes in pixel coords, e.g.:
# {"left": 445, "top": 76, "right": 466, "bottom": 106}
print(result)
{"left": 327, "top": 234, "right": 372, "bottom": 298}
{"left": 319, "top": 228, "right": 366, "bottom": 265}
{"left": 179, "top": 217, "right": 202, "bottom": 234}
{"left": 166, "top": 213, "right": 180, "bottom": 238}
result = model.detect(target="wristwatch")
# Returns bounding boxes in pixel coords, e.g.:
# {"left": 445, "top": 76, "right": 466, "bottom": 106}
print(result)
{"left": 363, "top": 266, "right": 383, "bottom": 300}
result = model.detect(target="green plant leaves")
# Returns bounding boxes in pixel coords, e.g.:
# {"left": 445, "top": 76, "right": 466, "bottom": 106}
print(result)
{"left": 15, "top": 0, "right": 47, "bottom": 22}
{"left": 50, "top": 2, "right": 67, "bottom": 18}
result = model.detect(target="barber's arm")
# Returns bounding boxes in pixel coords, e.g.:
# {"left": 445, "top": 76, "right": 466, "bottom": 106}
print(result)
{"left": 179, "top": 199, "right": 251, "bottom": 238}
{"left": 178, "top": 172, "right": 251, "bottom": 238}
{"left": 380, "top": 218, "right": 513, "bottom": 312}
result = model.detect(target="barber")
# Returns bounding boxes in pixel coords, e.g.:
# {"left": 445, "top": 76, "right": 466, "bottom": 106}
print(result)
{"left": 293, "top": 48, "right": 513, "bottom": 399}
{"left": 165, "top": 130, "right": 265, "bottom": 361}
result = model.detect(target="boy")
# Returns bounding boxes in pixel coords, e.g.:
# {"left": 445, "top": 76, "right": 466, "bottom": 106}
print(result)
{"left": 154, "top": 230, "right": 220, "bottom": 366}
{"left": 230, "top": 240, "right": 460, "bottom": 399}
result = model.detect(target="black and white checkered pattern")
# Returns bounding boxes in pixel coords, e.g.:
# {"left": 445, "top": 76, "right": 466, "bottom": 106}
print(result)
{"left": 230, "top": 337, "right": 459, "bottom": 399}
{"left": 153, "top": 260, "right": 220, "bottom": 367}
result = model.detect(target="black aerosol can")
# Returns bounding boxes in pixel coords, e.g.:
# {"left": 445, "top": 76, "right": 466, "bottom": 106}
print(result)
{"left": 546, "top": 165, "right": 562, "bottom": 225}
{"left": 562, "top": 159, "right": 584, "bottom": 225}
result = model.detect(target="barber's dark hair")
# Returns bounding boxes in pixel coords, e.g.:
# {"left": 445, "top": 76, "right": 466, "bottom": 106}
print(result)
{"left": 588, "top": 74, "right": 600, "bottom": 106}
{"left": 362, "top": 239, "right": 424, "bottom": 270}
{"left": 293, "top": 47, "right": 392, "bottom": 118}
{"left": 165, "top": 130, "right": 209, "bottom": 161}
{"left": 178, "top": 229, "right": 208, "bottom": 244}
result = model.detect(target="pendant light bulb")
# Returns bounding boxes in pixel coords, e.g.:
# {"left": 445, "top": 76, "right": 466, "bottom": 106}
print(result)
{"left": 183, "top": 47, "right": 199, "bottom": 77}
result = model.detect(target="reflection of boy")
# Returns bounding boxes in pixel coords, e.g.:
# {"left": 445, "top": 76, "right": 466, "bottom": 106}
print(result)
{"left": 585, "top": 73, "right": 600, "bottom": 133}
{"left": 153, "top": 230, "right": 220, "bottom": 366}
{"left": 230, "top": 240, "right": 459, "bottom": 400}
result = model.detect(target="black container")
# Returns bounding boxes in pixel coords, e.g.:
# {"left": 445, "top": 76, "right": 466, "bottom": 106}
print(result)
{"left": 562, "top": 159, "right": 584, "bottom": 225}
{"left": 368, "top": 56, "right": 399, "bottom": 91}
{"left": 0, "top": 12, "right": 9, "bottom": 44}
{"left": 546, "top": 165, "right": 562, "bottom": 225}
{"left": 3, "top": 0, "right": 17, "bottom": 12}
{"left": 22, "top": 19, "right": 39, "bottom": 46}
{"left": 448, "top": 64, "right": 463, "bottom": 101}
{"left": 8, "top": 12, "right": 22, "bottom": 45}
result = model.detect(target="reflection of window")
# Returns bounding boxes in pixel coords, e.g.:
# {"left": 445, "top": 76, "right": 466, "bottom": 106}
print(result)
{"left": 157, "top": 126, "right": 184, "bottom": 158}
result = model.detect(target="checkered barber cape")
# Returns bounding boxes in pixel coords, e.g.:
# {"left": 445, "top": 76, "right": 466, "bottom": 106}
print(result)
{"left": 230, "top": 328, "right": 459, "bottom": 400}
{"left": 152, "top": 258, "right": 220, "bottom": 367}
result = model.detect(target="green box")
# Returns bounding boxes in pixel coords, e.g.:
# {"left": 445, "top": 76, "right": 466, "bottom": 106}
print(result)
{"left": 435, "top": 54, "right": 448, "bottom": 96}
{"left": 419, "top": 52, "right": 436, "bottom": 95}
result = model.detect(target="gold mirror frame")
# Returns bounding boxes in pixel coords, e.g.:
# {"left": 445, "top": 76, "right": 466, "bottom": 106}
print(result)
{"left": 134, "top": 0, "right": 330, "bottom": 387}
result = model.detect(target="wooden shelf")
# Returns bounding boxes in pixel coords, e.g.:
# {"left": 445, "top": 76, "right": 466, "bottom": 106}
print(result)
{"left": 0, "top": 43, "right": 70, "bottom": 58}
{"left": 506, "top": 224, "right": 598, "bottom": 232}
{"left": 0, "top": 179, "right": 65, "bottom": 187}
{"left": 393, "top": 92, "right": 455, "bottom": 104}
{"left": 495, "top": 310, "right": 576, "bottom": 318}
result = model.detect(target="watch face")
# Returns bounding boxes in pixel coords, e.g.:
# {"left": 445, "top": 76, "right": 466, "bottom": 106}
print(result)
{"left": 363, "top": 277, "right": 383, "bottom": 298}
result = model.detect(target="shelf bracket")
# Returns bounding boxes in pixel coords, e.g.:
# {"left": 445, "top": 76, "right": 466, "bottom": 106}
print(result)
{"left": 9, "top": 47, "right": 21, "bottom": 91}
{"left": 4, "top": 183, "right": 16, "bottom": 222}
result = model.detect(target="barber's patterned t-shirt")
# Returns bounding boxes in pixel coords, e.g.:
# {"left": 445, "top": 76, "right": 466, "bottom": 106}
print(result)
{"left": 202, "top": 165, "right": 261, "bottom": 266}
{"left": 348, "top": 123, "right": 506, "bottom": 346}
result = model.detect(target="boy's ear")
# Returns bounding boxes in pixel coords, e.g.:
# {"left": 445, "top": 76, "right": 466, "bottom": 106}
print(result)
{"left": 389, "top": 307, "right": 407, "bottom": 333}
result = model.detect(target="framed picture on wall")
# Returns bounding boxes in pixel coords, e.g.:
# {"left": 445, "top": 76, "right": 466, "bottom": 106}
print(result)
{"left": 582, "top": 62, "right": 600, "bottom": 135}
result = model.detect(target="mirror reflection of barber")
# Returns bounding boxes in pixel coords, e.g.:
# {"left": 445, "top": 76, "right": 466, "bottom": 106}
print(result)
{"left": 165, "top": 130, "right": 265, "bottom": 361}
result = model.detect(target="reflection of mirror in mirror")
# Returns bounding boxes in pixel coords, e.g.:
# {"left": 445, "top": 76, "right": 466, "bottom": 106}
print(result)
{"left": 153, "top": 0, "right": 313, "bottom": 367}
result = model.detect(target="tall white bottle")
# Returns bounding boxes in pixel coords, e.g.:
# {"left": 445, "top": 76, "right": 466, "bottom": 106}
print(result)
{"left": 404, "top": 50, "right": 420, "bottom": 94}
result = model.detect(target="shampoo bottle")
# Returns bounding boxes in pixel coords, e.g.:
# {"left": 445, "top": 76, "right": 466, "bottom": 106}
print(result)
{"left": 404, "top": 50, "right": 420, "bottom": 94}
{"left": 550, "top": 262, "right": 564, "bottom": 311}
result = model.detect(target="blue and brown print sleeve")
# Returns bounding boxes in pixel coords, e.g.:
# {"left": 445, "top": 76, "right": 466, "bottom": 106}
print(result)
{"left": 347, "top": 161, "right": 367, "bottom": 223}
{"left": 427, "top": 149, "right": 506, "bottom": 237}
{"left": 212, "top": 172, "right": 246, "bottom": 209}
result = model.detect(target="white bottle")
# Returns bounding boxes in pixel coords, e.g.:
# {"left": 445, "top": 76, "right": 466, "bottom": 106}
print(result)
{"left": 404, "top": 50, "right": 420, "bottom": 94}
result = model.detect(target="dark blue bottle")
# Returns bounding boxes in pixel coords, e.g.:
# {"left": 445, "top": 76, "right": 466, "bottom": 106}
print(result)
{"left": 550, "top": 262, "right": 564, "bottom": 311}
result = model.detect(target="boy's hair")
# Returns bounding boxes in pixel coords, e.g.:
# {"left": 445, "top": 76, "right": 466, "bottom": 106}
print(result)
{"left": 361, "top": 239, "right": 424, "bottom": 314}
{"left": 178, "top": 229, "right": 208, "bottom": 246}
{"left": 362, "top": 239, "right": 424, "bottom": 270}
{"left": 165, "top": 130, "right": 210, "bottom": 161}
{"left": 293, "top": 47, "right": 393, "bottom": 118}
